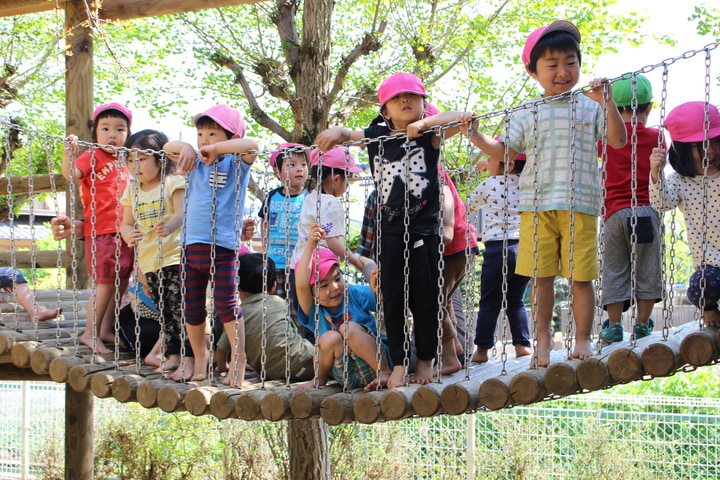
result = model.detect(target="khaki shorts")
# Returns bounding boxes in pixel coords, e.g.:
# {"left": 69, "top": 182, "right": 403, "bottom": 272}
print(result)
{"left": 516, "top": 210, "right": 598, "bottom": 281}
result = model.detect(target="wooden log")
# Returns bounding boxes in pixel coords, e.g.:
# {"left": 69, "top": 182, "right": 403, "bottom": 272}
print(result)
{"left": 65, "top": 385, "right": 94, "bottom": 480}
{"left": 290, "top": 385, "right": 342, "bottom": 420}
{"left": 10, "top": 340, "right": 40, "bottom": 368}
{"left": 320, "top": 391, "right": 357, "bottom": 426}
{"left": 607, "top": 346, "right": 644, "bottom": 383}
{"left": 576, "top": 356, "right": 612, "bottom": 391}
{"left": 90, "top": 369, "right": 127, "bottom": 398}
{"left": 68, "top": 363, "right": 117, "bottom": 392}
{"left": 185, "top": 386, "right": 218, "bottom": 416}
{"left": 353, "top": 391, "right": 386, "bottom": 424}
{"left": 137, "top": 379, "right": 168, "bottom": 408}
{"left": 0, "top": 173, "right": 69, "bottom": 194}
{"left": 509, "top": 368, "right": 547, "bottom": 405}
{"left": 1, "top": 318, "right": 87, "bottom": 331}
{"left": 380, "top": 388, "right": 415, "bottom": 420}
{"left": 680, "top": 328, "right": 719, "bottom": 367}
{"left": 112, "top": 374, "right": 146, "bottom": 403}
{"left": 209, "top": 388, "right": 243, "bottom": 419}
{"left": 0, "top": 363, "right": 52, "bottom": 381}
{"left": 157, "top": 383, "right": 195, "bottom": 413}
{"left": 0, "top": 250, "right": 68, "bottom": 270}
{"left": 31, "top": 346, "right": 74, "bottom": 375}
{"left": 412, "top": 382, "right": 446, "bottom": 417}
{"left": 235, "top": 389, "right": 273, "bottom": 421}
{"left": 544, "top": 359, "right": 581, "bottom": 397}
{"left": 49, "top": 355, "right": 104, "bottom": 383}
{"left": 441, "top": 378, "right": 483, "bottom": 415}
{"left": 1, "top": 328, "right": 84, "bottom": 356}
{"left": 478, "top": 376, "right": 512, "bottom": 411}
{"left": 0, "top": 289, "right": 90, "bottom": 303}
{"left": 261, "top": 388, "right": 294, "bottom": 421}
{"left": 641, "top": 341, "right": 683, "bottom": 377}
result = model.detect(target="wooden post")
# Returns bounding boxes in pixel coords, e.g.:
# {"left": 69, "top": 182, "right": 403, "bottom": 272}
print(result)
{"left": 65, "top": 385, "right": 93, "bottom": 480}
{"left": 64, "top": 0, "right": 93, "bottom": 289}
{"left": 288, "top": 418, "right": 330, "bottom": 480}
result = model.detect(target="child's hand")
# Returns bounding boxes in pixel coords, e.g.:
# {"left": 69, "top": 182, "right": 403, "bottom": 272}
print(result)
{"left": 154, "top": 220, "right": 170, "bottom": 238}
{"left": 457, "top": 112, "right": 475, "bottom": 137}
{"left": 198, "top": 144, "right": 219, "bottom": 166}
{"left": 584, "top": 78, "right": 612, "bottom": 106}
{"left": 407, "top": 120, "right": 427, "bottom": 139}
{"left": 123, "top": 228, "right": 143, "bottom": 246}
{"left": 241, "top": 218, "right": 256, "bottom": 242}
{"left": 369, "top": 266, "right": 379, "bottom": 294}
{"left": 64, "top": 135, "right": 79, "bottom": 156}
{"left": 649, "top": 147, "right": 666, "bottom": 184}
{"left": 475, "top": 158, "right": 488, "bottom": 174}
{"left": 316, "top": 127, "right": 349, "bottom": 152}
{"left": 51, "top": 215, "right": 72, "bottom": 241}
{"left": 176, "top": 144, "right": 198, "bottom": 174}
{"left": 307, "top": 224, "right": 325, "bottom": 248}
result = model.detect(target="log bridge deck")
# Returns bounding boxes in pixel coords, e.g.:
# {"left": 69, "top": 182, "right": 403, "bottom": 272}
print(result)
{"left": 1, "top": 290, "right": 718, "bottom": 425}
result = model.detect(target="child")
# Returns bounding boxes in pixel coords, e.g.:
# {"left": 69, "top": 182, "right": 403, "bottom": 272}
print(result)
{"left": 163, "top": 104, "right": 259, "bottom": 386}
{"left": 61, "top": 102, "right": 134, "bottom": 354}
{"left": 599, "top": 74, "right": 663, "bottom": 343}
{"left": 317, "top": 72, "right": 465, "bottom": 388}
{"left": 649, "top": 101, "right": 720, "bottom": 327}
{"left": 120, "top": 129, "right": 187, "bottom": 374}
{"left": 238, "top": 253, "right": 314, "bottom": 381}
{"left": 0, "top": 267, "right": 60, "bottom": 322}
{"left": 465, "top": 151, "right": 531, "bottom": 363}
{"left": 259, "top": 143, "right": 309, "bottom": 329}
{"left": 452, "top": 21, "right": 626, "bottom": 366}
{"left": 295, "top": 224, "right": 391, "bottom": 390}
{"left": 290, "top": 146, "right": 365, "bottom": 275}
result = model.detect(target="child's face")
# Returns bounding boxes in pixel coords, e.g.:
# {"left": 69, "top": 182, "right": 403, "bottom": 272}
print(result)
{"left": 196, "top": 125, "right": 229, "bottom": 148}
{"left": 528, "top": 49, "right": 580, "bottom": 97}
{"left": 277, "top": 153, "right": 309, "bottom": 191}
{"left": 690, "top": 137, "right": 720, "bottom": 176}
{"left": 313, "top": 265, "right": 345, "bottom": 311}
{"left": 382, "top": 93, "right": 425, "bottom": 129}
{"left": 127, "top": 152, "right": 161, "bottom": 185}
{"left": 96, "top": 116, "right": 129, "bottom": 153}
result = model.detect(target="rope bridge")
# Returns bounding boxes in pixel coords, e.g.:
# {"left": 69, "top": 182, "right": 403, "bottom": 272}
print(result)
{"left": 1, "top": 43, "right": 719, "bottom": 425}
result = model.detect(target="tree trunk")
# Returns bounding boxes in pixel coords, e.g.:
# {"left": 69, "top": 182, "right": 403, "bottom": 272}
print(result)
{"left": 288, "top": 418, "right": 330, "bottom": 480}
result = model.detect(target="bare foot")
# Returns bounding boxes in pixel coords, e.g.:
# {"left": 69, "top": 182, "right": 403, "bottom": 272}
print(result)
{"left": 454, "top": 338, "right": 463, "bottom": 355}
{"left": 363, "top": 370, "right": 393, "bottom": 392}
{"left": 222, "top": 361, "right": 246, "bottom": 388}
{"left": 440, "top": 341, "right": 462, "bottom": 374}
{"left": 471, "top": 347, "right": 489, "bottom": 364}
{"left": 80, "top": 332, "right": 112, "bottom": 355}
{"left": 33, "top": 307, "right": 61, "bottom": 322}
{"left": 145, "top": 352, "right": 162, "bottom": 368}
{"left": 571, "top": 339, "right": 593, "bottom": 360}
{"left": 535, "top": 335, "right": 552, "bottom": 367}
{"left": 411, "top": 359, "right": 435, "bottom": 385}
{"left": 169, "top": 357, "right": 195, "bottom": 381}
{"left": 153, "top": 354, "right": 180, "bottom": 373}
{"left": 298, "top": 379, "right": 327, "bottom": 390}
{"left": 514, "top": 344, "right": 532, "bottom": 358}
{"left": 703, "top": 309, "right": 720, "bottom": 327}
{"left": 387, "top": 365, "right": 408, "bottom": 389}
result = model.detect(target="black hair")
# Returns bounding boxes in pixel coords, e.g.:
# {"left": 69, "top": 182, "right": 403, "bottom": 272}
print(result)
{"left": 511, "top": 159, "right": 526, "bottom": 174}
{"left": 238, "top": 253, "right": 277, "bottom": 294}
{"left": 617, "top": 102, "right": 653, "bottom": 115}
{"left": 125, "top": 129, "right": 175, "bottom": 175}
{"left": 276, "top": 150, "right": 309, "bottom": 172}
{"left": 309, "top": 165, "right": 350, "bottom": 193}
{"left": 527, "top": 31, "right": 582, "bottom": 74}
{"left": 195, "top": 115, "right": 233, "bottom": 139}
{"left": 91, "top": 109, "right": 131, "bottom": 144}
{"left": 668, "top": 136, "right": 720, "bottom": 177}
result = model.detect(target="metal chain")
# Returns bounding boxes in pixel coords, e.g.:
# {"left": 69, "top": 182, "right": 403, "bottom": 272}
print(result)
{"left": 401, "top": 139, "right": 412, "bottom": 387}
{"left": 627, "top": 75, "right": 640, "bottom": 346}
{"left": 231, "top": 153, "right": 244, "bottom": 388}
{"left": 498, "top": 120, "right": 512, "bottom": 375}
{"left": 46, "top": 138, "right": 64, "bottom": 348}
{"left": 373, "top": 139, "right": 385, "bottom": 391}
{"left": 3, "top": 125, "right": 19, "bottom": 331}
{"left": 530, "top": 105, "right": 541, "bottom": 370}
{"left": 435, "top": 131, "right": 447, "bottom": 383}
{"left": 657, "top": 64, "right": 673, "bottom": 341}
{"left": 697, "top": 50, "right": 713, "bottom": 328}
{"left": 596, "top": 78, "right": 611, "bottom": 354}
{"left": 112, "top": 148, "right": 124, "bottom": 368}
{"left": 565, "top": 94, "right": 579, "bottom": 361}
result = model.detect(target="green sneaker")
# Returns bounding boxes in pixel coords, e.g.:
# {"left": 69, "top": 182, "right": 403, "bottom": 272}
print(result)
{"left": 633, "top": 318, "right": 654, "bottom": 339}
{"left": 599, "top": 319, "right": 624, "bottom": 344}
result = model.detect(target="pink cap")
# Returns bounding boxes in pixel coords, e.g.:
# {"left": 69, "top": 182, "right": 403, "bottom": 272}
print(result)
{"left": 425, "top": 102, "right": 440, "bottom": 116}
{"left": 665, "top": 101, "right": 720, "bottom": 143}
{"left": 93, "top": 102, "right": 132, "bottom": 127}
{"left": 491, "top": 135, "right": 526, "bottom": 161}
{"left": 522, "top": 20, "right": 581, "bottom": 65}
{"left": 310, "top": 147, "right": 362, "bottom": 173}
{"left": 193, "top": 104, "right": 246, "bottom": 138}
{"left": 295, "top": 248, "right": 340, "bottom": 285}
{"left": 269, "top": 143, "right": 307, "bottom": 167}
{"left": 377, "top": 72, "right": 427, "bottom": 107}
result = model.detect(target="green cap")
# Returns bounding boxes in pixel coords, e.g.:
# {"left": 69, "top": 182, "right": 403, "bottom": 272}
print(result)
{"left": 612, "top": 74, "right": 653, "bottom": 107}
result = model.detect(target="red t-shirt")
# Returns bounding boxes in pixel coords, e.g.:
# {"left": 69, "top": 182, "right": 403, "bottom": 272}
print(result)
{"left": 76, "top": 148, "right": 129, "bottom": 237}
{"left": 600, "top": 123, "right": 664, "bottom": 219}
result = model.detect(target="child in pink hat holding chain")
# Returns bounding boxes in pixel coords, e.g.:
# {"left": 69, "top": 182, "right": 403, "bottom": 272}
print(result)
{"left": 164, "top": 105, "right": 259, "bottom": 386}
{"left": 650, "top": 101, "right": 720, "bottom": 327}
{"left": 317, "top": 72, "right": 465, "bottom": 388}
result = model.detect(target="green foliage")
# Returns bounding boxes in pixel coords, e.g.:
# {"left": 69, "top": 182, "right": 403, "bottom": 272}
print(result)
{"left": 691, "top": 5, "right": 720, "bottom": 40}
{"left": 607, "top": 365, "right": 720, "bottom": 400}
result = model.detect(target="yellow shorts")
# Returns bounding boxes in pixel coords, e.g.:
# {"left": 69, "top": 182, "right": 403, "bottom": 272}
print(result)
{"left": 516, "top": 210, "right": 598, "bottom": 281}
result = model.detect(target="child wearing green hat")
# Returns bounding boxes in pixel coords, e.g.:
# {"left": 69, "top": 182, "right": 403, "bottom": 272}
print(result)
{"left": 599, "top": 74, "right": 664, "bottom": 344}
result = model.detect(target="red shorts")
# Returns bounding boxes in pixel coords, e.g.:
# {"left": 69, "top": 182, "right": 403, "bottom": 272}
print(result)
{"left": 84, "top": 233, "right": 133, "bottom": 283}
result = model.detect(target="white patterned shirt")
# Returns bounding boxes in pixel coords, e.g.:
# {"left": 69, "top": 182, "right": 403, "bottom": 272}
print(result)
{"left": 467, "top": 174, "right": 521, "bottom": 242}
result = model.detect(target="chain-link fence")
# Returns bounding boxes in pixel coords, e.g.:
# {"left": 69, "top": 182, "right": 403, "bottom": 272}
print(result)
{"left": 2, "top": 379, "right": 720, "bottom": 479}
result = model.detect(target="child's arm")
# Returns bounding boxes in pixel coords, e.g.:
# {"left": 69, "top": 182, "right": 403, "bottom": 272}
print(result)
{"left": 649, "top": 147, "right": 666, "bottom": 185}
{"left": 324, "top": 236, "right": 365, "bottom": 271}
{"left": 295, "top": 224, "right": 326, "bottom": 317}
{"left": 154, "top": 188, "right": 185, "bottom": 238}
{"left": 456, "top": 112, "right": 519, "bottom": 160}
{"left": 407, "top": 111, "right": 469, "bottom": 148}
{"left": 198, "top": 138, "right": 259, "bottom": 166}
{"left": 121, "top": 205, "right": 142, "bottom": 246}
{"left": 51, "top": 215, "right": 84, "bottom": 240}
{"left": 61, "top": 135, "right": 83, "bottom": 181}
{"left": 163, "top": 140, "right": 197, "bottom": 174}
{"left": 441, "top": 183, "right": 455, "bottom": 245}
{"left": 585, "top": 78, "right": 627, "bottom": 149}
{"left": 316, "top": 127, "right": 365, "bottom": 152}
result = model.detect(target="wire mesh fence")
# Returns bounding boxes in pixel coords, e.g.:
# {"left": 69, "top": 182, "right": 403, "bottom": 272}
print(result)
{"left": 1, "top": 380, "right": 719, "bottom": 479}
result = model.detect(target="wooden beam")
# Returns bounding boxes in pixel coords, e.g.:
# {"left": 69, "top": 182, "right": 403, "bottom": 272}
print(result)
{"left": 0, "top": 0, "right": 266, "bottom": 19}
{"left": 0, "top": 363, "right": 52, "bottom": 380}
{"left": 0, "top": 250, "right": 68, "bottom": 269}
{"left": 65, "top": 385, "right": 94, "bottom": 480}
{"left": 0, "top": 174, "right": 68, "bottom": 195}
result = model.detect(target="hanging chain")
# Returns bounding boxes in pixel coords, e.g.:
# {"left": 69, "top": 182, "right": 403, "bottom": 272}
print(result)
{"left": 565, "top": 94, "right": 579, "bottom": 361}
{"left": 435, "top": 131, "right": 447, "bottom": 383}
{"left": 628, "top": 75, "right": 640, "bottom": 346}
{"left": 530, "top": 105, "right": 541, "bottom": 370}
{"left": 657, "top": 64, "right": 673, "bottom": 341}
{"left": 112, "top": 148, "right": 124, "bottom": 368}
{"left": 401, "top": 140, "right": 412, "bottom": 387}
{"left": 596, "top": 77, "right": 611, "bottom": 354}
